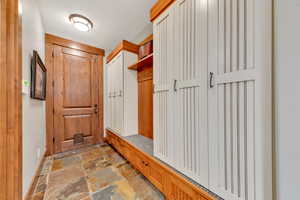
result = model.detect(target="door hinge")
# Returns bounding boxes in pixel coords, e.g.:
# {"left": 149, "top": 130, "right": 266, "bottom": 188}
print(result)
{"left": 53, "top": 137, "right": 55, "bottom": 144}
{"left": 52, "top": 51, "right": 54, "bottom": 57}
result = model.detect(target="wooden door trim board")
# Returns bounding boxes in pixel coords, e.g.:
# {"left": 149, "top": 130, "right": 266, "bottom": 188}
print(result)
{"left": 0, "top": 0, "right": 23, "bottom": 199}
{"left": 45, "top": 33, "right": 105, "bottom": 56}
{"left": 106, "top": 129, "right": 216, "bottom": 200}
{"left": 150, "top": 0, "right": 175, "bottom": 21}
{"left": 106, "top": 40, "right": 139, "bottom": 63}
{"left": 45, "top": 37, "right": 104, "bottom": 155}
{"left": 45, "top": 43, "right": 55, "bottom": 155}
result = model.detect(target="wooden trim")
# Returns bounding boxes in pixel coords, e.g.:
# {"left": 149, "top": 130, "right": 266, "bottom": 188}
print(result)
{"left": 106, "top": 40, "right": 139, "bottom": 63}
{"left": 0, "top": 0, "right": 23, "bottom": 199}
{"left": 24, "top": 152, "right": 47, "bottom": 200}
{"left": 139, "top": 34, "right": 153, "bottom": 46}
{"left": 150, "top": 0, "right": 175, "bottom": 22}
{"left": 45, "top": 33, "right": 105, "bottom": 56}
{"left": 45, "top": 43, "right": 54, "bottom": 155}
{"left": 128, "top": 53, "right": 153, "bottom": 70}
{"left": 106, "top": 130, "right": 216, "bottom": 200}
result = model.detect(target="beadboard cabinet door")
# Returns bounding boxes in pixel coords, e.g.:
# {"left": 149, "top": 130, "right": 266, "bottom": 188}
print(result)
{"left": 106, "top": 51, "right": 138, "bottom": 137}
{"left": 153, "top": 4, "right": 176, "bottom": 165}
{"left": 208, "top": 0, "right": 272, "bottom": 199}
{"left": 114, "top": 54, "right": 124, "bottom": 135}
{"left": 172, "top": 0, "right": 209, "bottom": 186}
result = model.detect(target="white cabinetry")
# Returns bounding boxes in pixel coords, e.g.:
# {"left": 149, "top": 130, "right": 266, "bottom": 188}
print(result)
{"left": 107, "top": 51, "right": 138, "bottom": 137}
{"left": 153, "top": 0, "right": 272, "bottom": 199}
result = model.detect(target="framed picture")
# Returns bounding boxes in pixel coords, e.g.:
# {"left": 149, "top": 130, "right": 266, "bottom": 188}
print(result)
{"left": 31, "top": 50, "right": 47, "bottom": 100}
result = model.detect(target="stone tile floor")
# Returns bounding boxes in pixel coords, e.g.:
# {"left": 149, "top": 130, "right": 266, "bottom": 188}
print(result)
{"left": 30, "top": 143, "right": 165, "bottom": 200}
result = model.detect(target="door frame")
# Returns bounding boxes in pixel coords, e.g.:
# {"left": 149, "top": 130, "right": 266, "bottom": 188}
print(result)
{"left": 0, "top": 0, "right": 23, "bottom": 199}
{"left": 45, "top": 34, "right": 105, "bottom": 155}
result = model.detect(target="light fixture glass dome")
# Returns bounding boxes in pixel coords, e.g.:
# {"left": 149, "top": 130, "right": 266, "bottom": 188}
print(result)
{"left": 69, "top": 14, "right": 93, "bottom": 32}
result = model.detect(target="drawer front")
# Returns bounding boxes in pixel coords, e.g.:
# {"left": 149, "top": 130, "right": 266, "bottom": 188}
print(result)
{"left": 167, "top": 175, "right": 199, "bottom": 200}
{"left": 146, "top": 159, "right": 165, "bottom": 192}
{"left": 131, "top": 150, "right": 149, "bottom": 175}
{"left": 119, "top": 140, "right": 129, "bottom": 158}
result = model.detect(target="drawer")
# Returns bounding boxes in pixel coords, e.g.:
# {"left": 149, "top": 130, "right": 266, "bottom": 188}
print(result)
{"left": 131, "top": 150, "right": 149, "bottom": 175}
{"left": 146, "top": 158, "right": 165, "bottom": 192}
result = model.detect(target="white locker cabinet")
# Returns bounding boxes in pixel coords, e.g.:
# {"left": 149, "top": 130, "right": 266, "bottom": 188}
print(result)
{"left": 173, "top": 0, "right": 209, "bottom": 187}
{"left": 153, "top": 0, "right": 209, "bottom": 187}
{"left": 153, "top": 4, "right": 175, "bottom": 166}
{"left": 153, "top": 0, "right": 272, "bottom": 199}
{"left": 107, "top": 51, "right": 138, "bottom": 137}
{"left": 207, "top": 0, "right": 272, "bottom": 199}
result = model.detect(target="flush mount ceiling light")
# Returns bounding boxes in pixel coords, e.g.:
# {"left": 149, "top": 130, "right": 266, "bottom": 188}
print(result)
{"left": 69, "top": 14, "right": 93, "bottom": 32}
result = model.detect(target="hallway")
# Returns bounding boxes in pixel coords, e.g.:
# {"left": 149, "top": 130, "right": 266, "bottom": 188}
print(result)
{"left": 29, "top": 144, "right": 164, "bottom": 200}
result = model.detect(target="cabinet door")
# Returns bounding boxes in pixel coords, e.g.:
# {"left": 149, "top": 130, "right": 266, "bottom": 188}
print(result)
{"left": 111, "top": 58, "right": 118, "bottom": 132}
{"left": 114, "top": 54, "right": 124, "bottom": 135}
{"left": 107, "top": 62, "right": 114, "bottom": 129}
{"left": 173, "top": 0, "right": 209, "bottom": 186}
{"left": 208, "top": 0, "right": 272, "bottom": 199}
{"left": 107, "top": 63, "right": 111, "bottom": 128}
{"left": 153, "top": 4, "right": 175, "bottom": 165}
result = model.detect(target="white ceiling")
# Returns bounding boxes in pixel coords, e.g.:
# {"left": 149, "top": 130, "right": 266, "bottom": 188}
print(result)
{"left": 37, "top": 0, "right": 156, "bottom": 53}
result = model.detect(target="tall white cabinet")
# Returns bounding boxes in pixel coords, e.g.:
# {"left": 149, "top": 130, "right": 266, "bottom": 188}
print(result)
{"left": 107, "top": 51, "right": 138, "bottom": 136}
{"left": 153, "top": 0, "right": 272, "bottom": 200}
{"left": 153, "top": 0, "right": 209, "bottom": 186}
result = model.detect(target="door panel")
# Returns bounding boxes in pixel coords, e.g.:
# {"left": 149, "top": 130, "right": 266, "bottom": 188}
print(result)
{"left": 63, "top": 53, "right": 92, "bottom": 107}
{"left": 208, "top": 0, "right": 272, "bottom": 199}
{"left": 173, "top": 0, "right": 209, "bottom": 186}
{"left": 54, "top": 46, "right": 101, "bottom": 153}
{"left": 107, "top": 53, "right": 124, "bottom": 134}
{"left": 153, "top": 4, "right": 175, "bottom": 165}
{"left": 114, "top": 54, "right": 124, "bottom": 134}
{"left": 64, "top": 114, "right": 92, "bottom": 140}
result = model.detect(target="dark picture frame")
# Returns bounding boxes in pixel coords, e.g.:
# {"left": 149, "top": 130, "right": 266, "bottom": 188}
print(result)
{"left": 31, "top": 50, "right": 47, "bottom": 100}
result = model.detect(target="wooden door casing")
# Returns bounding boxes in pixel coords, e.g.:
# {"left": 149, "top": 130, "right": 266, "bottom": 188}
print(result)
{"left": 53, "top": 46, "right": 101, "bottom": 153}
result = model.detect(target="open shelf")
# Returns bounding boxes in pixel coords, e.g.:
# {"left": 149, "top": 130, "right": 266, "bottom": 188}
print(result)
{"left": 128, "top": 53, "right": 153, "bottom": 70}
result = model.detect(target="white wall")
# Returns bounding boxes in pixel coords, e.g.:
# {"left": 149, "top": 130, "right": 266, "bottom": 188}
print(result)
{"left": 22, "top": 0, "right": 46, "bottom": 197}
{"left": 275, "top": 0, "right": 300, "bottom": 199}
{"left": 130, "top": 22, "right": 153, "bottom": 44}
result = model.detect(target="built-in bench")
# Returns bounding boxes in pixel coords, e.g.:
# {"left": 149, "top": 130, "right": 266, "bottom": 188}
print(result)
{"left": 106, "top": 129, "right": 222, "bottom": 200}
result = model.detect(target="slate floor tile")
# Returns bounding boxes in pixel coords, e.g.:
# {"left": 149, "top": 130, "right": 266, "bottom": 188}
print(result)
{"left": 29, "top": 144, "right": 164, "bottom": 200}
{"left": 86, "top": 166, "right": 123, "bottom": 192}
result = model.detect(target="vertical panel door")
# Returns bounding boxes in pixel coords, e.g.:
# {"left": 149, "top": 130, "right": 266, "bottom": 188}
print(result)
{"left": 153, "top": 4, "right": 175, "bottom": 165}
{"left": 208, "top": 0, "right": 272, "bottom": 199}
{"left": 54, "top": 46, "right": 101, "bottom": 153}
{"left": 107, "top": 61, "right": 113, "bottom": 129}
{"left": 109, "top": 58, "right": 116, "bottom": 132}
{"left": 114, "top": 54, "right": 124, "bottom": 135}
{"left": 173, "top": 0, "right": 209, "bottom": 186}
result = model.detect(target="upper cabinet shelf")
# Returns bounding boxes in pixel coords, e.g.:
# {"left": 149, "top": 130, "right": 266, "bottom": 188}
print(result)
{"left": 128, "top": 53, "right": 153, "bottom": 70}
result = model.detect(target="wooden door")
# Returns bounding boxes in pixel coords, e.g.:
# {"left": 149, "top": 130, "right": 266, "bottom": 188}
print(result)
{"left": 53, "top": 46, "right": 101, "bottom": 153}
